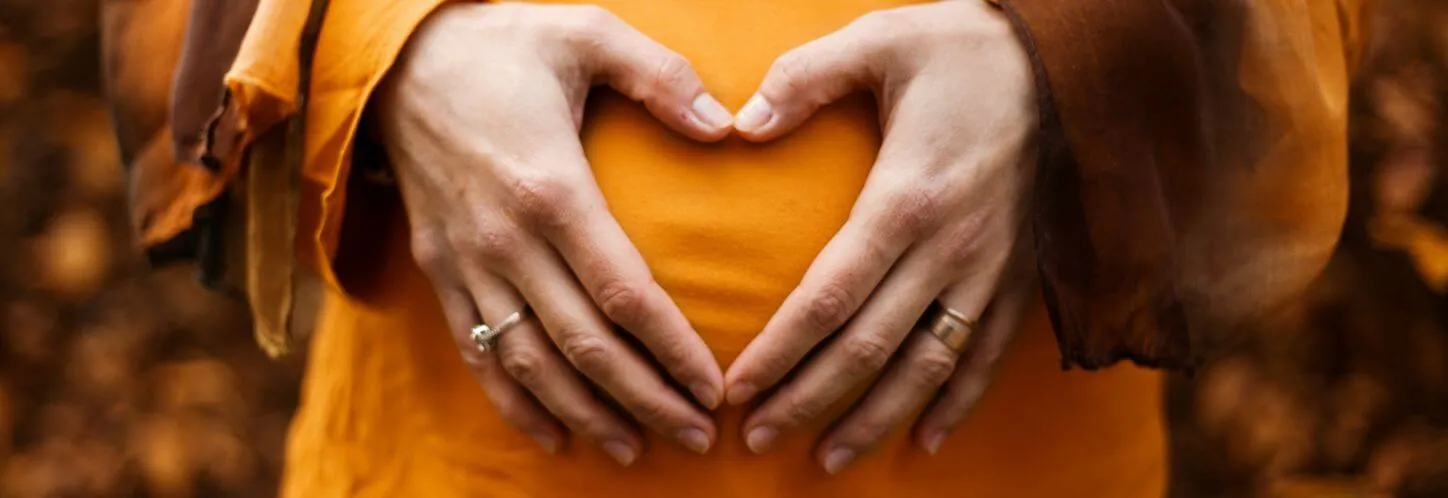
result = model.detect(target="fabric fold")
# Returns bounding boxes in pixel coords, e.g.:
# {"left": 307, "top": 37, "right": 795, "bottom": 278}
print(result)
{"left": 1000, "top": 0, "right": 1367, "bottom": 370}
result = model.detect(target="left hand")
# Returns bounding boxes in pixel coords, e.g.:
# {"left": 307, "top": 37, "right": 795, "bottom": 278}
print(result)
{"left": 721, "top": 0, "right": 1039, "bottom": 473}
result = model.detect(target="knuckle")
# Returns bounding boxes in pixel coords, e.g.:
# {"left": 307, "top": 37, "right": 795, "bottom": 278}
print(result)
{"left": 935, "top": 219, "right": 989, "bottom": 266}
{"left": 649, "top": 53, "right": 695, "bottom": 93}
{"left": 558, "top": 333, "right": 613, "bottom": 374}
{"left": 626, "top": 396, "right": 674, "bottom": 426}
{"left": 409, "top": 231, "right": 450, "bottom": 276}
{"left": 911, "top": 349, "right": 959, "bottom": 387}
{"left": 571, "top": 416, "right": 614, "bottom": 439}
{"left": 596, "top": 279, "right": 650, "bottom": 327}
{"left": 769, "top": 50, "right": 815, "bottom": 100}
{"left": 574, "top": 418, "right": 621, "bottom": 442}
{"left": 500, "top": 349, "right": 547, "bottom": 386}
{"left": 752, "top": 353, "right": 797, "bottom": 382}
{"left": 506, "top": 171, "right": 577, "bottom": 225}
{"left": 454, "top": 225, "right": 522, "bottom": 264}
{"left": 840, "top": 336, "right": 893, "bottom": 375}
{"left": 802, "top": 283, "right": 855, "bottom": 332}
{"left": 881, "top": 187, "right": 941, "bottom": 238}
{"left": 559, "top": 5, "right": 619, "bottom": 43}
{"left": 650, "top": 333, "right": 697, "bottom": 371}
{"left": 459, "top": 348, "right": 489, "bottom": 373}
{"left": 837, "top": 417, "right": 885, "bottom": 444}
{"left": 782, "top": 395, "right": 828, "bottom": 426}
{"left": 848, "top": 10, "right": 909, "bottom": 56}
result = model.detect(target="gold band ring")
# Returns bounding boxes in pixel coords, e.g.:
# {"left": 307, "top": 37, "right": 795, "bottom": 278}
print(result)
{"left": 926, "top": 304, "right": 976, "bottom": 354}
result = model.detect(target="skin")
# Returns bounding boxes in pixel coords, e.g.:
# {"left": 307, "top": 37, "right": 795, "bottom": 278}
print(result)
{"left": 376, "top": 0, "right": 1037, "bottom": 475}
{"left": 376, "top": 3, "right": 735, "bottom": 465}
{"left": 722, "top": 0, "right": 1039, "bottom": 474}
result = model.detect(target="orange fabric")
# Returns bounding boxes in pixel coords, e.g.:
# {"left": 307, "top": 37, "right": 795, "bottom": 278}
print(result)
{"left": 273, "top": 1, "right": 1164, "bottom": 497}
{"left": 224, "top": 0, "right": 450, "bottom": 290}
{"left": 168, "top": 0, "right": 1355, "bottom": 496}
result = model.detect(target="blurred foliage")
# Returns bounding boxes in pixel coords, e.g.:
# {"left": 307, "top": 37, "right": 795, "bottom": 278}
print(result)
{"left": 0, "top": 0, "right": 1445, "bottom": 497}
{"left": 0, "top": 1, "right": 301, "bottom": 497}
{"left": 1167, "top": 2, "right": 1448, "bottom": 497}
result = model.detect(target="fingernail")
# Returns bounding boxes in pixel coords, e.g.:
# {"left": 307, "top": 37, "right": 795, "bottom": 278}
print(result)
{"left": 530, "top": 432, "right": 560, "bottom": 454}
{"left": 726, "top": 382, "right": 758, "bottom": 406}
{"left": 677, "top": 428, "right": 711, "bottom": 454}
{"left": 924, "top": 433, "right": 946, "bottom": 456}
{"left": 690, "top": 382, "right": 720, "bottom": 410}
{"left": 745, "top": 426, "right": 777, "bottom": 454}
{"left": 734, "top": 94, "right": 773, "bottom": 132}
{"left": 691, "top": 93, "right": 733, "bottom": 130}
{"left": 823, "top": 448, "right": 857, "bottom": 474}
{"left": 603, "top": 440, "right": 637, "bottom": 466}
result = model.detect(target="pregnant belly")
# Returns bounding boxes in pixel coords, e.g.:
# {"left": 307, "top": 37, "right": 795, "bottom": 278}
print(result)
{"left": 308, "top": 2, "right": 1164, "bottom": 496}
{"left": 585, "top": 96, "right": 880, "bottom": 357}
{"left": 574, "top": 0, "right": 912, "bottom": 357}
{"left": 568, "top": 5, "right": 1164, "bottom": 495}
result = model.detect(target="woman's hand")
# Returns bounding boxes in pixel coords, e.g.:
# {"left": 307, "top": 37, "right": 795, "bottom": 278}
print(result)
{"left": 377, "top": 4, "right": 736, "bottom": 465}
{"left": 721, "top": 1, "right": 1039, "bottom": 473}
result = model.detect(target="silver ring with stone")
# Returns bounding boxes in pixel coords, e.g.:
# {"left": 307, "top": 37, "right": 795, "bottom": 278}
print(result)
{"left": 470, "top": 307, "right": 529, "bottom": 353}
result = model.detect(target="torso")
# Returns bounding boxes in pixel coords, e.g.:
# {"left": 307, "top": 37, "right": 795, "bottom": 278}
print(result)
{"left": 282, "top": 1, "right": 1165, "bottom": 496}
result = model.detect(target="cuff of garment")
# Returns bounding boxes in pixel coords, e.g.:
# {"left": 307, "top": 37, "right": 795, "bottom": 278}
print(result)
{"left": 994, "top": 0, "right": 1202, "bottom": 371}
{"left": 133, "top": 0, "right": 453, "bottom": 356}
{"left": 132, "top": 0, "right": 296, "bottom": 256}
{"left": 137, "top": 0, "right": 449, "bottom": 280}
{"left": 273, "top": 0, "right": 451, "bottom": 291}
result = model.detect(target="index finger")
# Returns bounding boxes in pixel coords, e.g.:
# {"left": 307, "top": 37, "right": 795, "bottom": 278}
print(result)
{"left": 540, "top": 187, "right": 725, "bottom": 409}
{"left": 723, "top": 212, "right": 912, "bottom": 406}
{"left": 578, "top": 6, "right": 733, "bottom": 142}
{"left": 732, "top": 12, "right": 889, "bottom": 142}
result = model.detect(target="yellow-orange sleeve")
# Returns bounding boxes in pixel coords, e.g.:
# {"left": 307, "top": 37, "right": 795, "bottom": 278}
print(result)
{"left": 220, "top": 0, "right": 453, "bottom": 289}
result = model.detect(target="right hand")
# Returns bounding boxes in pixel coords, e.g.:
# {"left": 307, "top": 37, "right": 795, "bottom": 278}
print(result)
{"left": 375, "top": 3, "right": 734, "bottom": 465}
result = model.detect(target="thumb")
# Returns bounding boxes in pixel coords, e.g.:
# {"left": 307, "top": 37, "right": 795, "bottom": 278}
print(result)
{"left": 585, "top": 12, "right": 733, "bottom": 142}
{"left": 734, "top": 23, "right": 882, "bottom": 142}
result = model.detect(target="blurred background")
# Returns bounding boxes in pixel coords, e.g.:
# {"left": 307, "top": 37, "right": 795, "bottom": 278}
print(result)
{"left": 0, "top": 0, "right": 1445, "bottom": 497}
{"left": 0, "top": 1, "right": 300, "bottom": 496}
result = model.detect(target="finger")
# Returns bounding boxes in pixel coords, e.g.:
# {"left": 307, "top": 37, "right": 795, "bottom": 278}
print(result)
{"left": 816, "top": 330, "right": 959, "bottom": 474}
{"left": 912, "top": 277, "right": 1035, "bottom": 455}
{"left": 434, "top": 286, "right": 566, "bottom": 454}
{"left": 538, "top": 184, "right": 724, "bottom": 410}
{"left": 468, "top": 273, "right": 646, "bottom": 466}
{"left": 724, "top": 201, "right": 916, "bottom": 406}
{"left": 498, "top": 236, "right": 717, "bottom": 454}
{"left": 733, "top": 17, "right": 887, "bottom": 141}
{"left": 738, "top": 248, "right": 943, "bottom": 454}
{"left": 580, "top": 7, "right": 732, "bottom": 141}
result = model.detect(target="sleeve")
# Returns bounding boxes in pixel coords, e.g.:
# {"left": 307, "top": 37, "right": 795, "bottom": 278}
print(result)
{"left": 123, "top": 0, "right": 451, "bottom": 356}
{"left": 991, "top": 0, "right": 1373, "bottom": 370}
{"left": 120, "top": 0, "right": 256, "bottom": 273}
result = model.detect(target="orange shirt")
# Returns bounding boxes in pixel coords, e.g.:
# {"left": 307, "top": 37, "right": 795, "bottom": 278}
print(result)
{"left": 267, "top": 1, "right": 1165, "bottom": 497}
{"left": 133, "top": 0, "right": 1356, "bottom": 496}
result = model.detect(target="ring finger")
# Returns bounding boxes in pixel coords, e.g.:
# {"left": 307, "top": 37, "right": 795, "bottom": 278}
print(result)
{"left": 436, "top": 287, "right": 564, "bottom": 453}
{"left": 812, "top": 283, "right": 991, "bottom": 474}
{"left": 496, "top": 237, "right": 717, "bottom": 453}
{"left": 740, "top": 249, "right": 944, "bottom": 454}
{"left": 912, "top": 274, "right": 1034, "bottom": 455}
{"left": 468, "top": 272, "right": 647, "bottom": 466}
